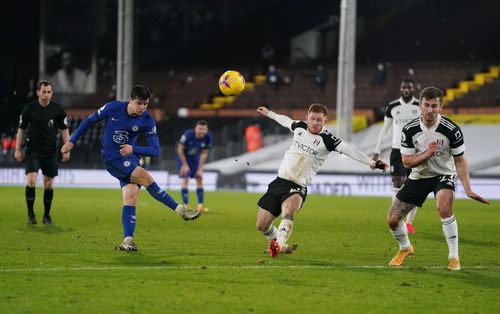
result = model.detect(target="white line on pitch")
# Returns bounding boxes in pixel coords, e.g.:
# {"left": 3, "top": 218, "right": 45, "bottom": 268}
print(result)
{"left": 1, "top": 265, "right": 500, "bottom": 273}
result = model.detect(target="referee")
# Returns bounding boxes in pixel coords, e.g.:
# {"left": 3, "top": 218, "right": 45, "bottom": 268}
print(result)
{"left": 14, "top": 80, "right": 70, "bottom": 224}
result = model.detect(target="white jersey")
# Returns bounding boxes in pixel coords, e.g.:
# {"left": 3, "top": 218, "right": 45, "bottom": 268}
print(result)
{"left": 401, "top": 114, "right": 465, "bottom": 180}
{"left": 266, "top": 112, "right": 341, "bottom": 186}
{"left": 374, "top": 96, "right": 420, "bottom": 153}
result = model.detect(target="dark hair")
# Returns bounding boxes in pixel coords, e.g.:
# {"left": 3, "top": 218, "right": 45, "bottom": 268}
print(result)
{"left": 130, "top": 85, "right": 152, "bottom": 101}
{"left": 308, "top": 103, "right": 328, "bottom": 116}
{"left": 401, "top": 78, "right": 415, "bottom": 85}
{"left": 196, "top": 120, "right": 208, "bottom": 126}
{"left": 420, "top": 86, "right": 444, "bottom": 101}
{"left": 37, "top": 80, "right": 53, "bottom": 90}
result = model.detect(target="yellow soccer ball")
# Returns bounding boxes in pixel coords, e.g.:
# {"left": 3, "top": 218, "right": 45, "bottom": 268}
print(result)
{"left": 218, "top": 70, "right": 245, "bottom": 96}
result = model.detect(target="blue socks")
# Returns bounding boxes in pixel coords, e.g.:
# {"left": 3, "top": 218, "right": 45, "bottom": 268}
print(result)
{"left": 181, "top": 188, "right": 189, "bottom": 204}
{"left": 122, "top": 205, "right": 136, "bottom": 238}
{"left": 146, "top": 182, "right": 178, "bottom": 210}
{"left": 181, "top": 188, "right": 203, "bottom": 205}
{"left": 196, "top": 188, "right": 204, "bottom": 204}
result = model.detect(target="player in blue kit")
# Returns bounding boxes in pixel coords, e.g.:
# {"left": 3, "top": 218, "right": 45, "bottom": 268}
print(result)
{"left": 176, "top": 120, "right": 213, "bottom": 213}
{"left": 61, "top": 85, "right": 200, "bottom": 251}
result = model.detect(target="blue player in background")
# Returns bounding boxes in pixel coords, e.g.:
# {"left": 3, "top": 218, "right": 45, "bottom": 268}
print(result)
{"left": 176, "top": 120, "right": 213, "bottom": 213}
{"left": 61, "top": 85, "right": 200, "bottom": 251}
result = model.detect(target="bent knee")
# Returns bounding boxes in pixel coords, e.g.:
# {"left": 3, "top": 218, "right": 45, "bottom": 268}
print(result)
{"left": 437, "top": 207, "right": 453, "bottom": 218}
{"left": 256, "top": 222, "right": 269, "bottom": 232}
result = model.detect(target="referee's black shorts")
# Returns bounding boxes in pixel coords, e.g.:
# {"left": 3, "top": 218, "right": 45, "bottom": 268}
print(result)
{"left": 25, "top": 151, "right": 58, "bottom": 178}
{"left": 257, "top": 177, "right": 307, "bottom": 217}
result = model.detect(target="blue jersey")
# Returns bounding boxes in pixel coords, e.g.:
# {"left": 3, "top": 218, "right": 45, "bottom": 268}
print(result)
{"left": 178, "top": 129, "right": 213, "bottom": 160}
{"left": 70, "top": 101, "right": 159, "bottom": 161}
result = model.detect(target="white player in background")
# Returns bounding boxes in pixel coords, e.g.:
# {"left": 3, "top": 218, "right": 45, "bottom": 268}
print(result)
{"left": 386, "top": 86, "right": 489, "bottom": 271}
{"left": 255, "top": 104, "right": 389, "bottom": 257}
{"left": 372, "top": 78, "right": 421, "bottom": 233}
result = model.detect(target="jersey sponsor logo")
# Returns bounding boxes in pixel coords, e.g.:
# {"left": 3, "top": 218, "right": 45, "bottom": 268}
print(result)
{"left": 113, "top": 130, "right": 129, "bottom": 144}
{"left": 454, "top": 130, "right": 462, "bottom": 140}
{"left": 293, "top": 140, "right": 318, "bottom": 156}
{"left": 132, "top": 125, "right": 139, "bottom": 132}
{"left": 148, "top": 126, "right": 157, "bottom": 134}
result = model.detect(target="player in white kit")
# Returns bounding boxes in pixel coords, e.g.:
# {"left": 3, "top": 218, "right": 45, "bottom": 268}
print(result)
{"left": 255, "top": 104, "right": 389, "bottom": 257}
{"left": 372, "top": 78, "right": 421, "bottom": 233}
{"left": 386, "top": 87, "right": 489, "bottom": 271}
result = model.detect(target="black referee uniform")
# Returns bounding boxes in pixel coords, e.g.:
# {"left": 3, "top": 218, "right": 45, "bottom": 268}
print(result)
{"left": 18, "top": 100, "right": 68, "bottom": 222}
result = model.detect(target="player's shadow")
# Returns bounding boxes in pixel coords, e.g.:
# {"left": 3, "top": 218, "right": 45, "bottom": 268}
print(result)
{"left": 406, "top": 266, "right": 500, "bottom": 289}
{"left": 416, "top": 232, "right": 498, "bottom": 248}
{"left": 23, "top": 224, "right": 75, "bottom": 234}
{"left": 111, "top": 252, "right": 180, "bottom": 267}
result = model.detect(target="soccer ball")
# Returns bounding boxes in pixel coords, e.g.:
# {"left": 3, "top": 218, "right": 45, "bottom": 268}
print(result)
{"left": 219, "top": 70, "right": 245, "bottom": 96}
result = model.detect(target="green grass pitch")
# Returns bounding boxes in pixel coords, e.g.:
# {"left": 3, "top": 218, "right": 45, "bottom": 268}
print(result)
{"left": 1, "top": 186, "right": 499, "bottom": 313}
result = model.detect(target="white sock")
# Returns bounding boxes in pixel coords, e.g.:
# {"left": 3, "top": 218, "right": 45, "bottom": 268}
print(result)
{"left": 390, "top": 220, "right": 410, "bottom": 250}
{"left": 406, "top": 207, "right": 418, "bottom": 224}
{"left": 277, "top": 219, "right": 293, "bottom": 249}
{"left": 392, "top": 187, "right": 400, "bottom": 203}
{"left": 441, "top": 215, "right": 459, "bottom": 260}
{"left": 262, "top": 225, "right": 278, "bottom": 240}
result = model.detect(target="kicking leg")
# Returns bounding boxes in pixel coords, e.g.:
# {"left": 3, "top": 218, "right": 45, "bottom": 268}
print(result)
{"left": 131, "top": 166, "right": 200, "bottom": 221}
{"left": 277, "top": 194, "right": 302, "bottom": 253}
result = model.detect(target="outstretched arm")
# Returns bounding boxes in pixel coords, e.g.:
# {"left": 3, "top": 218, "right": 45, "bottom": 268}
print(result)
{"left": 61, "top": 113, "right": 98, "bottom": 154}
{"left": 454, "top": 154, "right": 489, "bottom": 204}
{"left": 336, "top": 142, "right": 388, "bottom": 171}
{"left": 257, "top": 106, "right": 294, "bottom": 130}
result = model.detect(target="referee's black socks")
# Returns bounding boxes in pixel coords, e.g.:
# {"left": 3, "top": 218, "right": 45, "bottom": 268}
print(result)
{"left": 44, "top": 189, "right": 54, "bottom": 217}
{"left": 25, "top": 186, "right": 35, "bottom": 215}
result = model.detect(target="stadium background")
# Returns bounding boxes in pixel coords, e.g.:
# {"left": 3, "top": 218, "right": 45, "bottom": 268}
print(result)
{"left": 1, "top": 0, "right": 500, "bottom": 195}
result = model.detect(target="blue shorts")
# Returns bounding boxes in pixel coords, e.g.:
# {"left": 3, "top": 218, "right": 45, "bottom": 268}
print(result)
{"left": 104, "top": 156, "right": 140, "bottom": 188}
{"left": 175, "top": 155, "right": 199, "bottom": 178}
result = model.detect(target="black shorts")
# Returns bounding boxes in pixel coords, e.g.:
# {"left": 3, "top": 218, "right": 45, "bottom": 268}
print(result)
{"left": 25, "top": 152, "right": 58, "bottom": 178}
{"left": 257, "top": 177, "right": 308, "bottom": 217}
{"left": 390, "top": 149, "right": 411, "bottom": 177}
{"left": 396, "top": 175, "right": 456, "bottom": 208}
